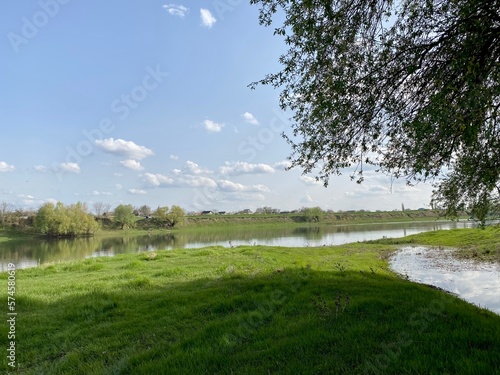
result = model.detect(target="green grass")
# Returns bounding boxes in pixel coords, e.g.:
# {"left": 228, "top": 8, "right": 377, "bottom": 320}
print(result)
{"left": 184, "top": 210, "right": 448, "bottom": 228}
{"left": 1, "top": 239, "right": 499, "bottom": 374}
{"left": 374, "top": 226, "right": 500, "bottom": 262}
{"left": 0, "top": 228, "right": 34, "bottom": 242}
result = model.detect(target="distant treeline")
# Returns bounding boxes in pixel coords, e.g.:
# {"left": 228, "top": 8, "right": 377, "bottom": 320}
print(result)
{"left": 0, "top": 201, "right": 460, "bottom": 237}
{"left": 0, "top": 202, "right": 187, "bottom": 237}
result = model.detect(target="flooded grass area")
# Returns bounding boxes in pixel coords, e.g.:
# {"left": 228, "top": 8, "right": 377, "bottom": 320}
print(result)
{"left": 390, "top": 246, "right": 500, "bottom": 314}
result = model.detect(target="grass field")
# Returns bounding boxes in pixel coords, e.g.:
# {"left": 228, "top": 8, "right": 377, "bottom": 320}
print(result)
{"left": 1, "top": 228, "right": 499, "bottom": 374}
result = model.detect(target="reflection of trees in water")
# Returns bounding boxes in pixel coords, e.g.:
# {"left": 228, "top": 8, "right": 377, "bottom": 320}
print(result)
{"left": 291, "top": 226, "right": 324, "bottom": 240}
{"left": 1, "top": 235, "right": 182, "bottom": 266}
{"left": 0, "top": 237, "right": 101, "bottom": 264}
{"left": 135, "top": 234, "right": 177, "bottom": 251}
{"left": 98, "top": 234, "right": 178, "bottom": 253}
{"left": 172, "top": 227, "right": 305, "bottom": 244}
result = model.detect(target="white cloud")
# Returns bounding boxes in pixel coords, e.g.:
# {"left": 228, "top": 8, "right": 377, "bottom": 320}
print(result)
{"left": 225, "top": 192, "right": 266, "bottom": 202}
{"left": 162, "top": 4, "right": 189, "bottom": 17}
{"left": 217, "top": 180, "right": 247, "bottom": 192}
{"left": 200, "top": 9, "right": 216, "bottom": 28}
{"left": 115, "top": 184, "right": 123, "bottom": 190}
{"left": 203, "top": 119, "right": 223, "bottom": 133}
{"left": 300, "top": 175, "right": 322, "bottom": 186}
{"left": 185, "top": 161, "right": 212, "bottom": 175}
{"left": 18, "top": 194, "right": 34, "bottom": 199}
{"left": 242, "top": 112, "right": 259, "bottom": 125}
{"left": 273, "top": 160, "right": 292, "bottom": 170}
{"left": 177, "top": 175, "right": 217, "bottom": 188}
{"left": 34, "top": 165, "right": 47, "bottom": 172}
{"left": 366, "top": 185, "right": 391, "bottom": 194}
{"left": 15, "top": 194, "right": 46, "bottom": 207}
{"left": 395, "top": 185, "right": 422, "bottom": 196}
{"left": 219, "top": 161, "right": 275, "bottom": 176}
{"left": 344, "top": 184, "right": 391, "bottom": 198}
{"left": 0, "top": 162, "right": 15, "bottom": 172}
{"left": 58, "top": 162, "right": 80, "bottom": 174}
{"left": 95, "top": 138, "right": 154, "bottom": 160}
{"left": 169, "top": 154, "right": 179, "bottom": 160}
{"left": 46, "top": 198, "right": 58, "bottom": 205}
{"left": 301, "top": 194, "right": 314, "bottom": 203}
{"left": 144, "top": 173, "right": 174, "bottom": 187}
{"left": 120, "top": 159, "right": 144, "bottom": 171}
{"left": 218, "top": 180, "right": 270, "bottom": 193}
{"left": 91, "top": 191, "right": 112, "bottom": 196}
{"left": 144, "top": 172, "right": 217, "bottom": 188}
{"left": 128, "top": 189, "right": 147, "bottom": 195}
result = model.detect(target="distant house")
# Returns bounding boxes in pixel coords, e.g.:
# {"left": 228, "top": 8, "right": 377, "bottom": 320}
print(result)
{"left": 218, "top": 211, "right": 226, "bottom": 215}
{"left": 201, "top": 210, "right": 214, "bottom": 215}
{"left": 240, "top": 209, "right": 252, "bottom": 214}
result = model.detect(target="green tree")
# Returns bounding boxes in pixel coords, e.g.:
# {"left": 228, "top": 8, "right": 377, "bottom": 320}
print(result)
{"left": 113, "top": 204, "right": 136, "bottom": 229}
{"left": 34, "top": 202, "right": 99, "bottom": 236}
{"left": 300, "top": 207, "right": 324, "bottom": 223}
{"left": 153, "top": 206, "right": 186, "bottom": 228}
{"left": 67, "top": 202, "right": 100, "bottom": 235}
{"left": 168, "top": 205, "right": 186, "bottom": 227}
{"left": 34, "top": 203, "right": 58, "bottom": 235}
{"left": 250, "top": 0, "right": 500, "bottom": 224}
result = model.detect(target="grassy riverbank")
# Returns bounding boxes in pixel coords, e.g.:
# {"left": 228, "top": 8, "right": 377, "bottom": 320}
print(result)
{"left": 184, "top": 209, "right": 447, "bottom": 228}
{"left": 0, "top": 228, "right": 35, "bottom": 243}
{"left": 1, "top": 230, "right": 499, "bottom": 374}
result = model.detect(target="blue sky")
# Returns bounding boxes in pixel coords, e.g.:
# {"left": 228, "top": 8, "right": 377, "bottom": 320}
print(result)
{"left": 0, "top": 1, "right": 434, "bottom": 213}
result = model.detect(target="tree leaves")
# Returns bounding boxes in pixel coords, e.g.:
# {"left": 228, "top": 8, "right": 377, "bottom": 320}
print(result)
{"left": 34, "top": 202, "right": 99, "bottom": 236}
{"left": 251, "top": 0, "right": 500, "bottom": 218}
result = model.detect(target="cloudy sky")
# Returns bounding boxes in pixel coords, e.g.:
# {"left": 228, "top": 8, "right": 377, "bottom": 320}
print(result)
{"left": 0, "top": 1, "right": 434, "bottom": 212}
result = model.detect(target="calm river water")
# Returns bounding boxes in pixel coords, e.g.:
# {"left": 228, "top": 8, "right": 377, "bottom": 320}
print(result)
{"left": 1, "top": 220, "right": 474, "bottom": 270}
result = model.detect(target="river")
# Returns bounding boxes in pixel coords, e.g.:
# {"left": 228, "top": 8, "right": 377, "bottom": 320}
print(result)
{"left": 1, "top": 220, "right": 474, "bottom": 270}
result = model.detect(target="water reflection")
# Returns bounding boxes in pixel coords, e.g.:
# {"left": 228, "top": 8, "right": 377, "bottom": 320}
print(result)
{"left": 390, "top": 246, "right": 500, "bottom": 315}
{"left": 0, "top": 220, "right": 474, "bottom": 270}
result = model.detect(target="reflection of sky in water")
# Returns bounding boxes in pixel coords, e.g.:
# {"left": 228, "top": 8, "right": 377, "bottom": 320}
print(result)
{"left": 390, "top": 246, "right": 500, "bottom": 315}
{"left": 182, "top": 221, "right": 476, "bottom": 249}
{"left": 0, "top": 259, "right": 39, "bottom": 271}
